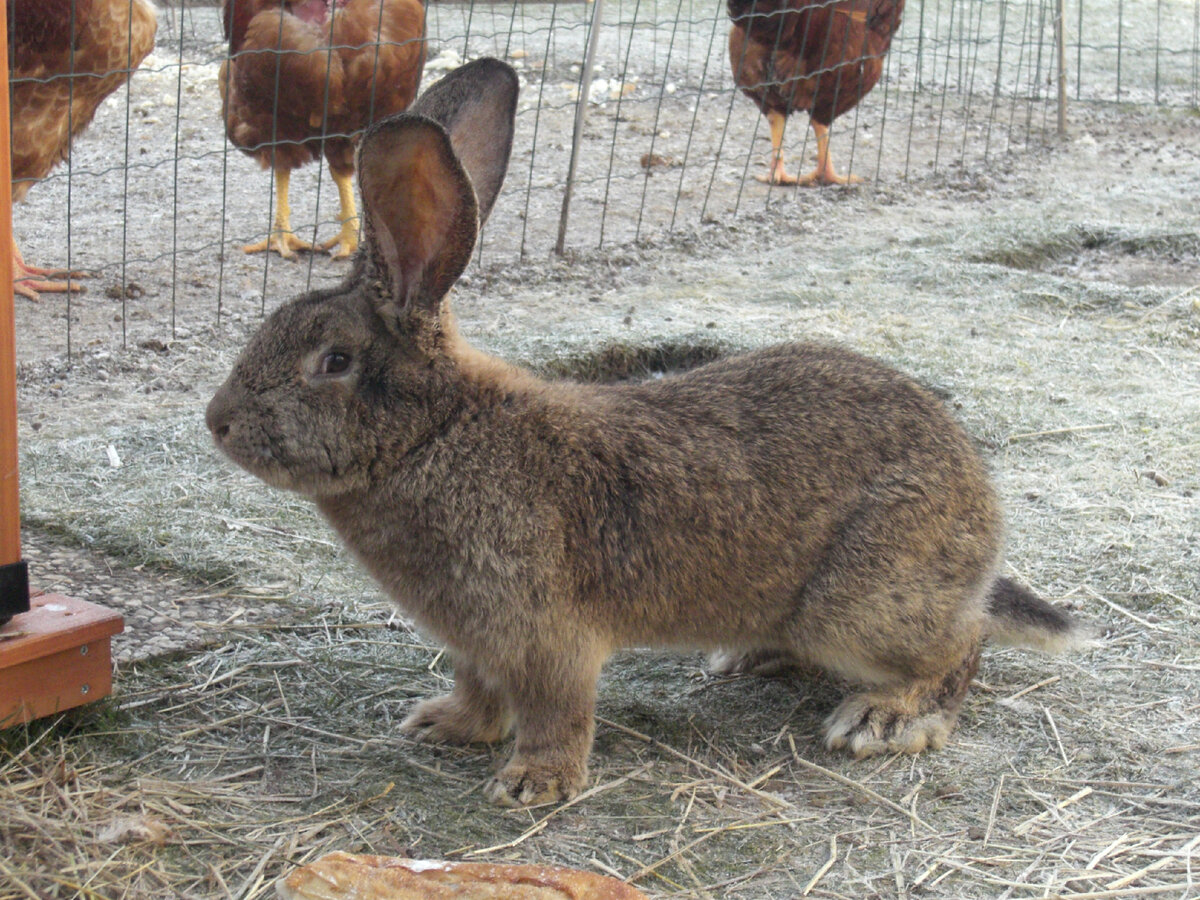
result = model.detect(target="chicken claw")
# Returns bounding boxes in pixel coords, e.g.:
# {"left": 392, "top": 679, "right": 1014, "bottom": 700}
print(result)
{"left": 11, "top": 241, "right": 87, "bottom": 301}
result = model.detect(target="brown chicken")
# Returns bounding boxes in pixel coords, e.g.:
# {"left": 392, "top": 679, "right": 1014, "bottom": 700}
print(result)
{"left": 728, "top": 0, "right": 905, "bottom": 185}
{"left": 7, "top": 0, "right": 157, "bottom": 299}
{"left": 220, "top": 0, "right": 425, "bottom": 259}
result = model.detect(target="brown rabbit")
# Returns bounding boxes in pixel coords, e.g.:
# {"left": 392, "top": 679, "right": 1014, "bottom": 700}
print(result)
{"left": 207, "top": 58, "right": 1083, "bottom": 808}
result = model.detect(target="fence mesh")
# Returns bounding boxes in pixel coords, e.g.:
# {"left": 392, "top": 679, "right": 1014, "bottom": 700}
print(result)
{"left": 7, "top": 0, "right": 1199, "bottom": 355}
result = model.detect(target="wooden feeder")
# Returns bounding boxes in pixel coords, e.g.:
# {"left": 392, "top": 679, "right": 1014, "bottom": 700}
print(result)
{"left": 0, "top": 594, "right": 124, "bottom": 726}
{"left": 0, "top": 12, "right": 124, "bottom": 727}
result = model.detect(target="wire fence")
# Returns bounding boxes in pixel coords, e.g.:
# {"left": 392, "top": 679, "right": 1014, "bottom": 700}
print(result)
{"left": 8, "top": 0, "right": 1200, "bottom": 355}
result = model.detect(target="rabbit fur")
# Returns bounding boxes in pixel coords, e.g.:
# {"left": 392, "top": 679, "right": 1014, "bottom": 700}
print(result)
{"left": 207, "top": 58, "right": 1082, "bottom": 808}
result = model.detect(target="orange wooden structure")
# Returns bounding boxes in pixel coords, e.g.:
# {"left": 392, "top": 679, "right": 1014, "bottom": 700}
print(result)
{"left": 0, "top": 6, "right": 124, "bottom": 726}
{"left": 1, "top": 0, "right": 30, "bottom": 623}
{"left": 1, "top": 594, "right": 123, "bottom": 725}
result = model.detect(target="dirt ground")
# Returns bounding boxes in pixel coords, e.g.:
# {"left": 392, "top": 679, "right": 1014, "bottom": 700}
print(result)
{"left": 4, "top": 1, "right": 1200, "bottom": 898}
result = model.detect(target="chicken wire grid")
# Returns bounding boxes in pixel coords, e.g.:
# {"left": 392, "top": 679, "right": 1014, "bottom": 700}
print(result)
{"left": 8, "top": 0, "right": 1200, "bottom": 357}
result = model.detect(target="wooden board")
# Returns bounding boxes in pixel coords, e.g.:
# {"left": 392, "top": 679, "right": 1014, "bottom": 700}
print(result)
{"left": 0, "top": 593, "right": 124, "bottom": 726}
{"left": 1, "top": 0, "right": 20, "bottom": 567}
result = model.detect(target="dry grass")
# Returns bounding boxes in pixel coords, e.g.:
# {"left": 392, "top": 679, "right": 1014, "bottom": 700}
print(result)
{"left": 2, "top": 608, "right": 1197, "bottom": 898}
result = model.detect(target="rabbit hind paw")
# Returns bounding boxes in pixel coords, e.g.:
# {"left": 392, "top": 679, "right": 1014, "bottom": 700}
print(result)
{"left": 823, "top": 692, "right": 953, "bottom": 758}
{"left": 824, "top": 640, "right": 981, "bottom": 758}
{"left": 708, "top": 647, "right": 807, "bottom": 678}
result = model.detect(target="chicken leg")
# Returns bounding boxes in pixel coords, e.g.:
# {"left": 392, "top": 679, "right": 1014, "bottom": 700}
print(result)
{"left": 243, "top": 167, "right": 359, "bottom": 259}
{"left": 802, "top": 121, "right": 863, "bottom": 186}
{"left": 756, "top": 112, "right": 863, "bottom": 187}
{"left": 314, "top": 166, "right": 359, "bottom": 259}
{"left": 11, "top": 239, "right": 86, "bottom": 301}
{"left": 756, "top": 110, "right": 799, "bottom": 185}
{"left": 243, "top": 168, "right": 319, "bottom": 259}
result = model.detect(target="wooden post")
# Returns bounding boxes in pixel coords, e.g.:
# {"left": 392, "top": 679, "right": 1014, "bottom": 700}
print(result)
{"left": 554, "top": 0, "right": 605, "bottom": 256}
{"left": 1, "top": 0, "right": 32, "bottom": 624}
{"left": 0, "top": 11, "right": 124, "bottom": 724}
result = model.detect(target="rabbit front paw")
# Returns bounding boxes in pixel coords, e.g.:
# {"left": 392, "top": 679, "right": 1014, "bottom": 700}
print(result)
{"left": 823, "top": 692, "right": 953, "bottom": 759}
{"left": 401, "top": 693, "right": 512, "bottom": 745}
{"left": 485, "top": 758, "right": 587, "bottom": 808}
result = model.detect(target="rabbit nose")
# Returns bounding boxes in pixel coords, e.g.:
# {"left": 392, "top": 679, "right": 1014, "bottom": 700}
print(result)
{"left": 206, "top": 392, "right": 233, "bottom": 441}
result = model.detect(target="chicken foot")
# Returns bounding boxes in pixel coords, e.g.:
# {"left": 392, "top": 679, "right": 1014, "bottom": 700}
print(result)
{"left": 11, "top": 239, "right": 87, "bottom": 301}
{"left": 243, "top": 167, "right": 358, "bottom": 259}
{"left": 756, "top": 113, "right": 863, "bottom": 187}
{"left": 243, "top": 168, "right": 320, "bottom": 259}
{"left": 314, "top": 167, "right": 359, "bottom": 260}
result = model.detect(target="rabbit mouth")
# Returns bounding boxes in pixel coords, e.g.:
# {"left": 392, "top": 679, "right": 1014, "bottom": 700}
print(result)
{"left": 211, "top": 418, "right": 352, "bottom": 496}
{"left": 211, "top": 428, "right": 298, "bottom": 491}
{"left": 241, "top": 458, "right": 304, "bottom": 492}
{"left": 241, "top": 452, "right": 326, "bottom": 495}
{"left": 219, "top": 442, "right": 286, "bottom": 485}
{"left": 227, "top": 441, "right": 355, "bottom": 497}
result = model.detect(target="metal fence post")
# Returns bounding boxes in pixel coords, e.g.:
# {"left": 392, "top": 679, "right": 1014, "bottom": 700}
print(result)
{"left": 1056, "top": 0, "right": 1068, "bottom": 136}
{"left": 555, "top": 0, "right": 606, "bottom": 256}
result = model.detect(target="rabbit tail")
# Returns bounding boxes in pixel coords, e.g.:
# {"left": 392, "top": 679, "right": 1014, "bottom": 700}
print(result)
{"left": 984, "top": 578, "right": 1088, "bottom": 653}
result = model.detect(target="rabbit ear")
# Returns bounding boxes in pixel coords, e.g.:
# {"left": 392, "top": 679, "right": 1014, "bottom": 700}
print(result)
{"left": 356, "top": 58, "right": 519, "bottom": 316}
{"left": 358, "top": 116, "right": 478, "bottom": 314}
{"left": 408, "top": 57, "right": 520, "bottom": 227}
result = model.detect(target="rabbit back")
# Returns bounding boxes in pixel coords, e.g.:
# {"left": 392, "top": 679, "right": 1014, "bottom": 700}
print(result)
{"left": 314, "top": 340, "right": 1001, "bottom": 685}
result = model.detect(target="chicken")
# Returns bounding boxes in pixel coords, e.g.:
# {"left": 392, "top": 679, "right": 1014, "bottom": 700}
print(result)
{"left": 219, "top": 0, "right": 425, "bottom": 259}
{"left": 7, "top": 0, "right": 157, "bottom": 299}
{"left": 728, "top": 0, "right": 905, "bottom": 185}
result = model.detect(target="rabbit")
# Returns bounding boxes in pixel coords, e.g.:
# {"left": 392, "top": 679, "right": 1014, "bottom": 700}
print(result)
{"left": 206, "top": 57, "right": 1084, "bottom": 808}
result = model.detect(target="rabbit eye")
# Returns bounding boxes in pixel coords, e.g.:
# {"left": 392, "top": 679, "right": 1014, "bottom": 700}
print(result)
{"left": 319, "top": 352, "right": 352, "bottom": 375}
